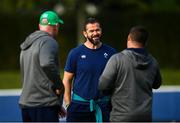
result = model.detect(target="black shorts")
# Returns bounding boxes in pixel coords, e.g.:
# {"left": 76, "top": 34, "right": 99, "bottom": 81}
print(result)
{"left": 21, "top": 106, "right": 59, "bottom": 122}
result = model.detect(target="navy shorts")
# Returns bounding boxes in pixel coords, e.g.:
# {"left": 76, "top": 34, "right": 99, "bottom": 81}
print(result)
{"left": 21, "top": 106, "right": 60, "bottom": 122}
{"left": 66, "top": 101, "right": 111, "bottom": 122}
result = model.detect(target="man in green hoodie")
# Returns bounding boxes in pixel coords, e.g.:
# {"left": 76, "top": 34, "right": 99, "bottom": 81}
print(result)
{"left": 19, "top": 11, "right": 65, "bottom": 122}
{"left": 99, "top": 25, "right": 162, "bottom": 122}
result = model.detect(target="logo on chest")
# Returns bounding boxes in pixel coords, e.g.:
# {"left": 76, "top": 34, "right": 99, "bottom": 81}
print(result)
{"left": 104, "top": 52, "right": 109, "bottom": 58}
{"left": 81, "top": 55, "right": 86, "bottom": 59}
{"left": 80, "top": 53, "right": 109, "bottom": 59}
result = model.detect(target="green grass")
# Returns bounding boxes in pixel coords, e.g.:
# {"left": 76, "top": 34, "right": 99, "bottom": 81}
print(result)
{"left": 0, "top": 71, "right": 21, "bottom": 89}
{"left": 0, "top": 69, "right": 179, "bottom": 89}
{"left": 161, "top": 68, "right": 180, "bottom": 85}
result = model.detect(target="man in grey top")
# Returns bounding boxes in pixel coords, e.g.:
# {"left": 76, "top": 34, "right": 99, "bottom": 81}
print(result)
{"left": 19, "top": 11, "right": 65, "bottom": 122}
{"left": 99, "top": 25, "right": 162, "bottom": 122}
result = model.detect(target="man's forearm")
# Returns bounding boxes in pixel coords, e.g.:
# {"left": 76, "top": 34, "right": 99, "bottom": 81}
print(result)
{"left": 99, "top": 76, "right": 114, "bottom": 95}
{"left": 63, "top": 80, "right": 72, "bottom": 106}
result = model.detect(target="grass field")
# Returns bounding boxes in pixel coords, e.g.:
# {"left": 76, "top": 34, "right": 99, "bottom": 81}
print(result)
{"left": 0, "top": 68, "right": 179, "bottom": 89}
{"left": 0, "top": 71, "right": 21, "bottom": 89}
{"left": 161, "top": 69, "right": 180, "bottom": 85}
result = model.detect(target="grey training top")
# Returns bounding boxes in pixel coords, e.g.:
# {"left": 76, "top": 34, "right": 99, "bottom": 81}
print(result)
{"left": 19, "top": 30, "right": 63, "bottom": 108}
{"left": 99, "top": 49, "right": 162, "bottom": 122}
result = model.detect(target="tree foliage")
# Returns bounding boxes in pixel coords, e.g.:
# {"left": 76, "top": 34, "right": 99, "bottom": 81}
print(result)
{"left": 0, "top": 0, "right": 180, "bottom": 70}
{"left": 0, "top": 0, "right": 179, "bottom": 15}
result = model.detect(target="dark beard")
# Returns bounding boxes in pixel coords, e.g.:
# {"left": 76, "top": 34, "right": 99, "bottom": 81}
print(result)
{"left": 87, "top": 36, "right": 100, "bottom": 46}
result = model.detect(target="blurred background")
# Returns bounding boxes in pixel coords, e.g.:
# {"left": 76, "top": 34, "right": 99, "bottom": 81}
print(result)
{"left": 0, "top": 0, "right": 180, "bottom": 88}
{"left": 0, "top": 0, "right": 179, "bottom": 85}
{"left": 0, "top": 0, "right": 180, "bottom": 121}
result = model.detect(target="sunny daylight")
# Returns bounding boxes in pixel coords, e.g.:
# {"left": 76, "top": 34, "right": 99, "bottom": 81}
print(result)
{"left": 0, "top": 0, "right": 180, "bottom": 122}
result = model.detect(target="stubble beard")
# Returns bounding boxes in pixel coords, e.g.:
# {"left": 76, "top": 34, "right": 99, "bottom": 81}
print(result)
{"left": 87, "top": 36, "right": 101, "bottom": 46}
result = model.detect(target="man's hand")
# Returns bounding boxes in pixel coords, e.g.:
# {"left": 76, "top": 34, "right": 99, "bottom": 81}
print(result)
{"left": 58, "top": 106, "right": 67, "bottom": 118}
{"left": 55, "top": 88, "right": 63, "bottom": 96}
{"left": 52, "top": 83, "right": 64, "bottom": 97}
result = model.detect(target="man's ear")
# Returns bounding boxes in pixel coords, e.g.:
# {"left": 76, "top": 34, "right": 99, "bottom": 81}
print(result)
{"left": 127, "top": 34, "right": 131, "bottom": 42}
{"left": 83, "top": 31, "right": 87, "bottom": 38}
{"left": 38, "top": 24, "right": 41, "bottom": 30}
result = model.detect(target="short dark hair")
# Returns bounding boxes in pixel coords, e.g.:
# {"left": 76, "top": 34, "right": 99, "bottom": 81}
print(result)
{"left": 129, "top": 25, "right": 149, "bottom": 46}
{"left": 84, "top": 17, "right": 101, "bottom": 31}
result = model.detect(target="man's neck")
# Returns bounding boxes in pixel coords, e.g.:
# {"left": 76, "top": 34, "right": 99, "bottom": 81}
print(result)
{"left": 84, "top": 41, "right": 102, "bottom": 49}
{"left": 127, "top": 40, "right": 144, "bottom": 49}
